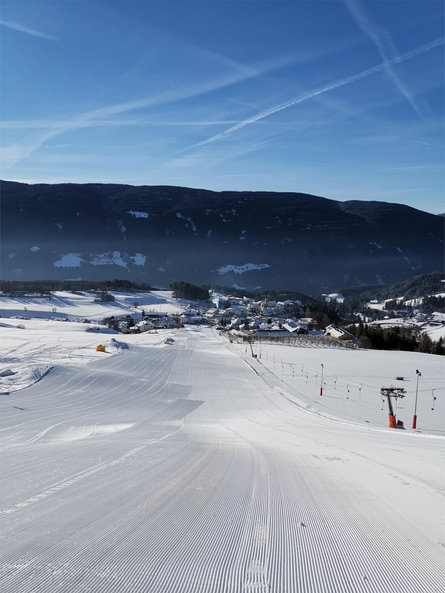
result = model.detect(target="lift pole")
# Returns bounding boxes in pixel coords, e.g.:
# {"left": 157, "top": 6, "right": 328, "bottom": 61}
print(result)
{"left": 380, "top": 387, "right": 406, "bottom": 428}
{"left": 412, "top": 369, "right": 421, "bottom": 429}
{"left": 320, "top": 363, "right": 324, "bottom": 396}
{"left": 247, "top": 338, "right": 256, "bottom": 358}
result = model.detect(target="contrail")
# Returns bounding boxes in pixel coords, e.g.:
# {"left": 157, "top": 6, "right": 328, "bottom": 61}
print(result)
{"left": 0, "top": 18, "right": 56, "bottom": 41}
{"left": 185, "top": 36, "right": 444, "bottom": 152}
{"left": 1, "top": 53, "right": 300, "bottom": 167}
{"left": 345, "top": 0, "right": 424, "bottom": 117}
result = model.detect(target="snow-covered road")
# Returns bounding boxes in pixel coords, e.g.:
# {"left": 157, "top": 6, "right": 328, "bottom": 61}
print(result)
{"left": 1, "top": 328, "right": 443, "bottom": 592}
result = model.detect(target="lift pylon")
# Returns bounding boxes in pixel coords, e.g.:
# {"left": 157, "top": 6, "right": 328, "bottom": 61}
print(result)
{"left": 380, "top": 386, "right": 406, "bottom": 428}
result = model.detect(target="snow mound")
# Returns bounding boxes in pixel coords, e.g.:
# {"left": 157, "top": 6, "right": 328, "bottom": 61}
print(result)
{"left": 0, "top": 365, "right": 52, "bottom": 394}
{"left": 107, "top": 338, "right": 129, "bottom": 351}
{"left": 22, "top": 366, "right": 52, "bottom": 384}
{"left": 50, "top": 423, "right": 135, "bottom": 442}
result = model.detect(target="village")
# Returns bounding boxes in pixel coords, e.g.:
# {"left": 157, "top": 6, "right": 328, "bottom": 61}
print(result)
{"left": 101, "top": 293, "right": 348, "bottom": 342}
{"left": 1, "top": 281, "right": 443, "bottom": 353}
{"left": 99, "top": 290, "right": 444, "bottom": 352}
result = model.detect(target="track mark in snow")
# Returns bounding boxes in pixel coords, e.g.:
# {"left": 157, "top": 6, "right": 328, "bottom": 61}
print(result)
{"left": 21, "top": 421, "right": 67, "bottom": 445}
{"left": 0, "top": 428, "right": 179, "bottom": 518}
{"left": 49, "top": 423, "right": 135, "bottom": 442}
{"left": 230, "top": 447, "right": 271, "bottom": 593}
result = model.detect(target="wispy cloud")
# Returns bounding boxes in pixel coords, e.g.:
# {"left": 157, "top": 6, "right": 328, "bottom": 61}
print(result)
{"left": 0, "top": 18, "right": 56, "bottom": 41}
{"left": 0, "top": 119, "right": 243, "bottom": 130}
{"left": 345, "top": 0, "right": 423, "bottom": 117}
{"left": 406, "top": 137, "right": 432, "bottom": 146}
{"left": 0, "top": 53, "right": 299, "bottom": 167}
{"left": 168, "top": 139, "right": 270, "bottom": 170}
{"left": 177, "top": 36, "right": 444, "bottom": 153}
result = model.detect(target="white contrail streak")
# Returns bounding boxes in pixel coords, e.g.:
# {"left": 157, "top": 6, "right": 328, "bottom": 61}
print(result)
{"left": 1, "top": 54, "right": 299, "bottom": 167}
{"left": 345, "top": 0, "right": 424, "bottom": 117}
{"left": 185, "top": 36, "right": 444, "bottom": 151}
{"left": 0, "top": 18, "right": 56, "bottom": 41}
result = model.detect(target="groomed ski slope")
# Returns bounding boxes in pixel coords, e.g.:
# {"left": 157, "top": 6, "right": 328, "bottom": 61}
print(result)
{"left": 0, "top": 327, "right": 443, "bottom": 593}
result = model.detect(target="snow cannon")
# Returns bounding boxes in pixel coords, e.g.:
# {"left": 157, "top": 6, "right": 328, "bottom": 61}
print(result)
{"left": 96, "top": 344, "right": 106, "bottom": 352}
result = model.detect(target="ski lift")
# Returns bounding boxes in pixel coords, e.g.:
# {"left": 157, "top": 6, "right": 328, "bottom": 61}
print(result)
{"left": 380, "top": 386, "right": 406, "bottom": 428}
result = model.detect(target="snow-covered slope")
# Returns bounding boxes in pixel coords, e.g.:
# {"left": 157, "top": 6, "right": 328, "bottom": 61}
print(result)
{"left": 0, "top": 290, "right": 182, "bottom": 321}
{"left": 0, "top": 326, "right": 443, "bottom": 592}
{"left": 0, "top": 290, "right": 184, "bottom": 394}
{"left": 229, "top": 338, "right": 444, "bottom": 434}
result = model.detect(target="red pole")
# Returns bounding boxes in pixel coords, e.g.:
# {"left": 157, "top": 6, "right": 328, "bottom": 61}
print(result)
{"left": 412, "top": 370, "right": 421, "bottom": 430}
{"left": 389, "top": 414, "right": 397, "bottom": 429}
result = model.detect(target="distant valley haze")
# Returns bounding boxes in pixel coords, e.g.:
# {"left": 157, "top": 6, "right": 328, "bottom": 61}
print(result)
{"left": 1, "top": 180, "right": 443, "bottom": 294}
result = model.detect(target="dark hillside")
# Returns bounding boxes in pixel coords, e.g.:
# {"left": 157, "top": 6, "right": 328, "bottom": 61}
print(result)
{"left": 1, "top": 181, "right": 443, "bottom": 294}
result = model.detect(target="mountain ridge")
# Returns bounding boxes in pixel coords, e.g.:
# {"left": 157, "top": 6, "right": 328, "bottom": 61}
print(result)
{"left": 2, "top": 180, "right": 443, "bottom": 294}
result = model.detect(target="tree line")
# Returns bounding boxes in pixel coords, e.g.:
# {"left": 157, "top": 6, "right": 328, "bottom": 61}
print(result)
{"left": 339, "top": 271, "right": 444, "bottom": 304}
{"left": 170, "top": 281, "right": 210, "bottom": 301}
{"left": 346, "top": 322, "right": 444, "bottom": 355}
{"left": 0, "top": 279, "right": 152, "bottom": 294}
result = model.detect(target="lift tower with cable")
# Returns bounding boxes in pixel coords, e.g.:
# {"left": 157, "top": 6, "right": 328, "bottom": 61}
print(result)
{"left": 380, "top": 386, "right": 406, "bottom": 428}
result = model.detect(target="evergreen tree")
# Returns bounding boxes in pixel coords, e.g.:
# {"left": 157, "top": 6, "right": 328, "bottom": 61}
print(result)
{"left": 170, "top": 281, "right": 209, "bottom": 300}
{"left": 418, "top": 333, "right": 433, "bottom": 353}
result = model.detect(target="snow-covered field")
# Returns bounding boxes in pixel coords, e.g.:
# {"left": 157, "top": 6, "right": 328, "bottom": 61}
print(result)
{"left": 0, "top": 291, "right": 182, "bottom": 395}
{"left": 0, "top": 290, "right": 183, "bottom": 321}
{"left": 370, "top": 316, "right": 445, "bottom": 341}
{"left": 230, "top": 340, "right": 444, "bottom": 435}
{"left": 0, "top": 294, "right": 444, "bottom": 592}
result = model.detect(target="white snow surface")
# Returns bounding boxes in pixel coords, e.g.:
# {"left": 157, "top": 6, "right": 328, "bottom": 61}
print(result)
{"left": 0, "top": 318, "right": 444, "bottom": 592}
{"left": 54, "top": 253, "right": 84, "bottom": 268}
{"left": 405, "top": 293, "right": 445, "bottom": 307}
{"left": 230, "top": 340, "right": 444, "bottom": 435}
{"left": 371, "top": 317, "right": 445, "bottom": 341}
{"left": 127, "top": 210, "right": 149, "bottom": 218}
{"left": 216, "top": 263, "right": 271, "bottom": 275}
{"left": 176, "top": 211, "right": 197, "bottom": 232}
{"left": 0, "top": 288, "right": 184, "bottom": 394}
{"left": 90, "top": 250, "right": 128, "bottom": 268}
{"left": 129, "top": 252, "right": 146, "bottom": 266}
{"left": 54, "top": 252, "right": 149, "bottom": 268}
{"left": 0, "top": 290, "right": 183, "bottom": 322}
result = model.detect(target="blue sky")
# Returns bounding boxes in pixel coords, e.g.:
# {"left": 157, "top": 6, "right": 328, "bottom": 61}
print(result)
{"left": 1, "top": 0, "right": 444, "bottom": 213}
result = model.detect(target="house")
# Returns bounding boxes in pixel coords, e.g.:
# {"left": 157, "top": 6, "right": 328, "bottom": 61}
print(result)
{"left": 136, "top": 320, "right": 155, "bottom": 332}
{"left": 325, "top": 324, "right": 355, "bottom": 341}
{"left": 323, "top": 293, "right": 345, "bottom": 304}
{"left": 282, "top": 319, "right": 299, "bottom": 333}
